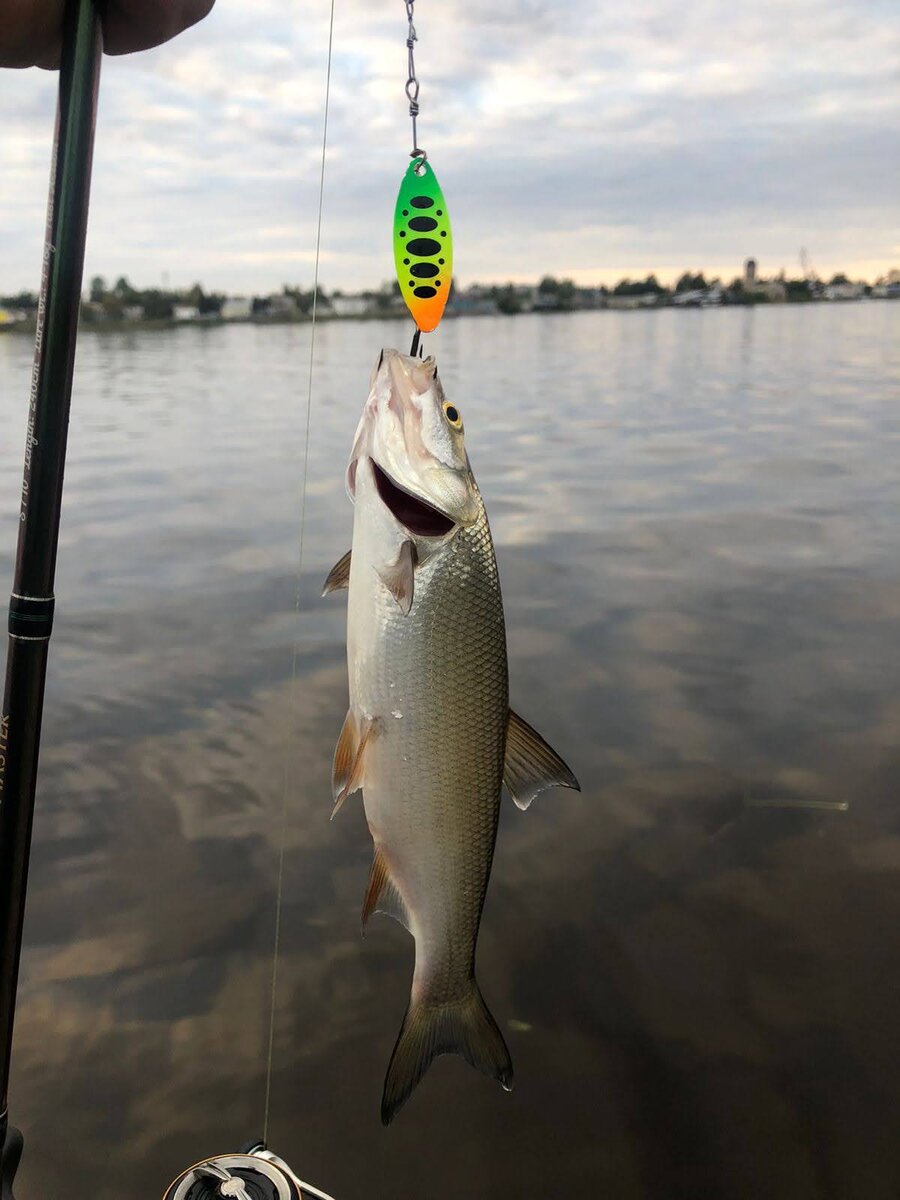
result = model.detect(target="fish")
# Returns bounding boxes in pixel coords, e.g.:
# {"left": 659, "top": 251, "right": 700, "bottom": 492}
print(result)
{"left": 324, "top": 348, "right": 579, "bottom": 1124}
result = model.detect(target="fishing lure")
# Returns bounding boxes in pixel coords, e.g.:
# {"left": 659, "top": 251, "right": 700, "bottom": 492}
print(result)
{"left": 393, "top": 0, "right": 452, "bottom": 341}
{"left": 393, "top": 158, "right": 452, "bottom": 333}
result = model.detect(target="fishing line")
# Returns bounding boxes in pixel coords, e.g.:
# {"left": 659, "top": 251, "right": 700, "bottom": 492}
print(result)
{"left": 262, "top": 0, "right": 336, "bottom": 1147}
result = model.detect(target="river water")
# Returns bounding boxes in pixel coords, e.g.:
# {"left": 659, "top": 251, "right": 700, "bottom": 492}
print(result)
{"left": 1, "top": 304, "right": 899, "bottom": 1199}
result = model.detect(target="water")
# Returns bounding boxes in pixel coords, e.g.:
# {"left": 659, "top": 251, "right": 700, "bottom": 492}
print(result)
{"left": 1, "top": 305, "right": 899, "bottom": 1199}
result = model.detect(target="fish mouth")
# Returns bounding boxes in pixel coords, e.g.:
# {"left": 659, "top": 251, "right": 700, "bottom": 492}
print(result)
{"left": 371, "top": 459, "right": 456, "bottom": 537}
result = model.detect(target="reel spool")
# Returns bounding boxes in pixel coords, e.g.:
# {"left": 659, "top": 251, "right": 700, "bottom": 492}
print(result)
{"left": 163, "top": 1143, "right": 334, "bottom": 1200}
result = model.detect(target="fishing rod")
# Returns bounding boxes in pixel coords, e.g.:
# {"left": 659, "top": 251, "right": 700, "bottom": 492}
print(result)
{"left": 0, "top": 4, "right": 327, "bottom": 1195}
{"left": 0, "top": 1, "right": 102, "bottom": 1194}
{"left": 0, "top": 1, "right": 336, "bottom": 1197}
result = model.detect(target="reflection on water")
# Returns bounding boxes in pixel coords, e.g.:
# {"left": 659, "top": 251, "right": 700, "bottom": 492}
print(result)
{"left": 1, "top": 305, "right": 900, "bottom": 1198}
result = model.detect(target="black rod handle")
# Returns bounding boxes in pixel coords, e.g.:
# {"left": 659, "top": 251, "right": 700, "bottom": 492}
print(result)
{"left": 0, "top": 3, "right": 102, "bottom": 1184}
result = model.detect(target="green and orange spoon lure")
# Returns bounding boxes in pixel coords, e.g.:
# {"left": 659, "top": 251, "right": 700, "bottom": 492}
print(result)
{"left": 394, "top": 1, "right": 452, "bottom": 352}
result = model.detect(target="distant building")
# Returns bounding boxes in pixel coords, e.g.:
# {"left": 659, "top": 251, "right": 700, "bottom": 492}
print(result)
{"left": 221, "top": 297, "right": 253, "bottom": 320}
{"left": 607, "top": 293, "right": 660, "bottom": 310}
{"left": 448, "top": 286, "right": 498, "bottom": 316}
{"left": 742, "top": 258, "right": 785, "bottom": 302}
{"left": 330, "top": 295, "right": 370, "bottom": 317}
{"left": 0, "top": 307, "right": 28, "bottom": 325}
{"left": 533, "top": 290, "right": 560, "bottom": 311}
{"left": 123, "top": 305, "right": 144, "bottom": 321}
{"left": 173, "top": 304, "right": 200, "bottom": 322}
{"left": 266, "top": 293, "right": 298, "bottom": 316}
{"left": 513, "top": 285, "right": 537, "bottom": 310}
{"left": 872, "top": 269, "right": 900, "bottom": 298}
{"left": 672, "top": 288, "right": 706, "bottom": 307}
{"left": 822, "top": 282, "right": 864, "bottom": 301}
{"left": 574, "top": 288, "right": 607, "bottom": 310}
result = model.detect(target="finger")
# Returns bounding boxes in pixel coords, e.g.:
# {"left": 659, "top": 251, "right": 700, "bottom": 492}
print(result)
{"left": 0, "top": 0, "right": 64, "bottom": 69}
{"left": 103, "top": 0, "right": 215, "bottom": 56}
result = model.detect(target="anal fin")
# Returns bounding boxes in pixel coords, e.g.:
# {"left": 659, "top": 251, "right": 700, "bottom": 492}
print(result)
{"left": 504, "top": 708, "right": 580, "bottom": 811}
{"left": 322, "top": 549, "right": 352, "bottom": 595}
{"left": 331, "top": 711, "right": 377, "bottom": 819}
{"left": 362, "top": 846, "right": 411, "bottom": 932}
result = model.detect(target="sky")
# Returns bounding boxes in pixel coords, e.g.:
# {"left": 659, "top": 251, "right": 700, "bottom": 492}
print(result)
{"left": 2, "top": 0, "right": 899, "bottom": 295}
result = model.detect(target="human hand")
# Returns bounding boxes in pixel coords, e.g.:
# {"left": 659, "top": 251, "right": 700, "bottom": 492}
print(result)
{"left": 0, "top": 0, "right": 215, "bottom": 69}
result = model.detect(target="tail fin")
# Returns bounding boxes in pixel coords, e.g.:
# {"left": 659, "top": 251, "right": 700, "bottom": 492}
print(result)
{"left": 381, "top": 981, "right": 513, "bottom": 1125}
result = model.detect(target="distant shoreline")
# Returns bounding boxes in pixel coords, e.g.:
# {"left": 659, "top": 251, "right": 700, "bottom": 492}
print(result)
{"left": 2, "top": 297, "right": 896, "bottom": 337}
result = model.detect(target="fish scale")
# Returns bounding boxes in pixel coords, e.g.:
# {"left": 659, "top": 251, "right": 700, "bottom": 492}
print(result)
{"left": 352, "top": 480, "right": 508, "bottom": 1000}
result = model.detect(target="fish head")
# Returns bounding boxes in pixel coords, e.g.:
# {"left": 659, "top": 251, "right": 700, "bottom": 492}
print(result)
{"left": 347, "top": 348, "right": 480, "bottom": 536}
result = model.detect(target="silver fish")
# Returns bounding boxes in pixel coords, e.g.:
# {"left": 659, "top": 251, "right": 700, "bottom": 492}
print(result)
{"left": 324, "top": 348, "right": 579, "bottom": 1124}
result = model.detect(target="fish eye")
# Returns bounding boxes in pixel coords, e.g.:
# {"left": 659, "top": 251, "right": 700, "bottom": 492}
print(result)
{"left": 442, "top": 402, "right": 462, "bottom": 428}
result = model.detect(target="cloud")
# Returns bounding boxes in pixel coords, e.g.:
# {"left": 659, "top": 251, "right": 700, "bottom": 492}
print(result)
{"left": 1, "top": 0, "right": 899, "bottom": 293}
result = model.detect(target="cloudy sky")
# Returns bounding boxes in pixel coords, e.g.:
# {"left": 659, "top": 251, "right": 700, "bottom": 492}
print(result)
{"left": 2, "top": 0, "right": 899, "bottom": 294}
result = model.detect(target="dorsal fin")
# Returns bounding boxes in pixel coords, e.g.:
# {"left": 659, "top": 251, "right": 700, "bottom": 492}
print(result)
{"left": 503, "top": 709, "right": 580, "bottom": 811}
{"left": 362, "top": 847, "right": 411, "bottom": 932}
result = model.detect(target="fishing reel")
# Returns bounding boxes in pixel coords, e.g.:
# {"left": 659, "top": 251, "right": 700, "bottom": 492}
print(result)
{"left": 163, "top": 1141, "right": 335, "bottom": 1200}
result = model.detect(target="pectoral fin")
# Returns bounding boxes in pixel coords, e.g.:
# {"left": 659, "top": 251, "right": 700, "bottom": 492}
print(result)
{"left": 331, "top": 711, "right": 377, "bottom": 819}
{"left": 322, "top": 549, "right": 352, "bottom": 595}
{"left": 376, "top": 539, "right": 417, "bottom": 616}
{"left": 362, "top": 846, "right": 411, "bottom": 933}
{"left": 504, "top": 709, "right": 580, "bottom": 811}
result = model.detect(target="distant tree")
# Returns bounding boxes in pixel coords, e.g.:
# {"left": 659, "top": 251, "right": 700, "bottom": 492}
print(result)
{"left": 101, "top": 294, "right": 124, "bottom": 319}
{"left": 1, "top": 291, "right": 38, "bottom": 310}
{"left": 614, "top": 275, "right": 667, "bottom": 297}
{"left": 536, "top": 275, "right": 576, "bottom": 308}
{"left": 642, "top": 274, "right": 668, "bottom": 296}
{"left": 557, "top": 278, "right": 577, "bottom": 307}
{"left": 282, "top": 284, "right": 326, "bottom": 314}
{"left": 89, "top": 275, "right": 107, "bottom": 302}
{"left": 372, "top": 284, "right": 397, "bottom": 313}
{"left": 199, "top": 291, "right": 224, "bottom": 315}
{"left": 830, "top": 273, "right": 849, "bottom": 286}
{"left": 141, "top": 289, "right": 174, "bottom": 320}
{"left": 113, "top": 276, "right": 137, "bottom": 301}
{"left": 283, "top": 285, "right": 306, "bottom": 312}
{"left": 675, "top": 271, "right": 707, "bottom": 293}
{"left": 494, "top": 284, "right": 521, "bottom": 314}
{"left": 785, "top": 279, "right": 812, "bottom": 301}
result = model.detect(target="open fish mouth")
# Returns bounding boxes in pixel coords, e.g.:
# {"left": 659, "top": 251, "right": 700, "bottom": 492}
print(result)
{"left": 371, "top": 459, "right": 456, "bottom": 537}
